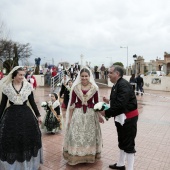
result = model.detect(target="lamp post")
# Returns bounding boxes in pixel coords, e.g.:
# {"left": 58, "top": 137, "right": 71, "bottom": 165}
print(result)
{"left": 120, "top": 46, "right": 128, "bottom": 75}
{"left": 133, "top": 54, "right": 137, "bottom": 75}
{"left": 80, "top": 54, "right": 84, "bottom": 69}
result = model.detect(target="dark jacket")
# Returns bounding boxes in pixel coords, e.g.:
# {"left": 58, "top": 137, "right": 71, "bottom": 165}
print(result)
{"left": 69, "top": 67, "right": 75, "bottom": 74}
{"left": 105, "top": 78, "right": 137, "bottom": 118}
{"left": 63, "top": 88, "right": 70, "bottom": 108}
{"left": 129, "top": 77, "right": 136, "bottom": 84}
{"left": 136, "top": 75, "right": 144, "bottom": 86}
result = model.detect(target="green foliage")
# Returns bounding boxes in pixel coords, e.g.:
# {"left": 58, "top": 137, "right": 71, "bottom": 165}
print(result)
{"left": 3, "top": 59, "right": 18, "bottom": 73}
{"left": 113, "top": 62, "right": 124, "bottom": 67}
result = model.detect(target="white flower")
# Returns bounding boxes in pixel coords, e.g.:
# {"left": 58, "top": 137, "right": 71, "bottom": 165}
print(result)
{"left": 94, "top": 102, "right": 105, "bottom": 110}
{"left": 94, "top": 102, "right": 110, "bottom": 121}
{"left": 57, "top": 83, "right": 61, "bottom": 86}
{"left": 41, "top": 102, "right": 47, "bottom": 107}
{"left": 48, "top": 101, "right": 52, "bottom": 106}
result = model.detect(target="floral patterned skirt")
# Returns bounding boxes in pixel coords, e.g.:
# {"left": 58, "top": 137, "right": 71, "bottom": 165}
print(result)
{"left": 63, "top": 108, "right": 102, "bottom": 165}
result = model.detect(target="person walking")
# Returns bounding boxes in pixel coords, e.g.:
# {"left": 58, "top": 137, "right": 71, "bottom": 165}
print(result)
{"left": 136, "top": 73, "right": 144, "bottom": 96}
{"left": 100, "top": 65, "right": 138, "bottom": 170}
{"left": 59, "top": 75, "right": 69, "bottom": 98}
{"left": 100, "top": 64, "right": 106, "bottom": 79}
{"left": 63, "top": 67, "right": 104, "bottom": 165}
{"left": 68, "top": 65, "right": 75, "bottom": 80}
{"left": 45, "top": 69, "right": 52, "bottom": 86}
{"left": 61, "top": 80, "right": 73, "bottom": 119}
{"left": 129, "top": 74, "right": 136, "bottom": 92}
{"left": 0, "top": 66, "right": 43, "bottom": 170}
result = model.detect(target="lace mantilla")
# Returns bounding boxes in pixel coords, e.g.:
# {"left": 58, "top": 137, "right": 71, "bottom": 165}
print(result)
{"left": 2, "top": 81, "right": 32, "bottom": 105}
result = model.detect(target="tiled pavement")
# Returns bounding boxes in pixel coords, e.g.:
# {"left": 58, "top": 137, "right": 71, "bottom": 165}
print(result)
{"left": 34, "top": 86, "right": 170, "bottom": 170}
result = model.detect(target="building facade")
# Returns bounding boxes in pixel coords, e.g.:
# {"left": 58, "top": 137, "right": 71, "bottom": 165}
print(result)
{"left": 131, "top": 52, "right": 170, "bottom": 75}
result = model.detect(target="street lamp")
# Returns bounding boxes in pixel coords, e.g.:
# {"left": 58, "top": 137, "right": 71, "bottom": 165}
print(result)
{"left": 80, "top": 54, "right": 84, "bottom": 69}
{"left": 120, "top": 46, "right": 128, "bottom": 75}
{"left": 133, "top": 54, "right": 137, "bottom": 75}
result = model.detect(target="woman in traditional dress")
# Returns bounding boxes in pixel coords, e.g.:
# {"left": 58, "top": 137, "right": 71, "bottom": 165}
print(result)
{"left": 63, "top": 67, "right": 104, "bottom": 165}
{"left": 43, "top": 93, "right": 62, "bottom": 134}
{"left": 61, "top": 80, "right": 73, "bottom": 117}
{"left": 0, "top": 66, "right": 43, "bottom": 170}
{"left": 59, "top": 75, "right": 69, "bottom": 98}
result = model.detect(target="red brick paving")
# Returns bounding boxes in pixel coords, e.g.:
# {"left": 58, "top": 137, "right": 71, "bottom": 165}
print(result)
{"left": 35, "top": 87, "right": 170, "bottom": 170}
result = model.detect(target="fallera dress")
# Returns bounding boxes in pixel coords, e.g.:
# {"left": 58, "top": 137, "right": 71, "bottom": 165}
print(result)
{"left": 63, "top": 83, "right": 102, "bottom": 165}
{"left": 0, "top": 81, "right": 43, "bottom": 170}
{"left": 42, "top": 100, "right": 62, "bottom": 133}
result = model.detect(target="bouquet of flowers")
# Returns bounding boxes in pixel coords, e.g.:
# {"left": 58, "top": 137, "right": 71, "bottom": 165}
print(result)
{"left": 57, "top": 83, "right": 61, "bottom": 87}
{"left": 94, "top": 102, "right": 109, "bottom": 121}
{"left": 41, "top": 101, "right": 47, "bottom": 107}
{"left": 41, "top": 101, "right": 52, "bottom": 110}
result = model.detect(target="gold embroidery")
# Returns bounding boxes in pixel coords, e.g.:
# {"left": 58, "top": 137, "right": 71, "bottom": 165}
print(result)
{"left": 74, "top": 83, "right": 97, "bottom": 105}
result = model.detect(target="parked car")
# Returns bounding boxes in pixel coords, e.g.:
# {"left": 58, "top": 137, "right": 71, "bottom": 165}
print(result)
{"left": 146, "top": 71, "right": 165, "bottom": 76}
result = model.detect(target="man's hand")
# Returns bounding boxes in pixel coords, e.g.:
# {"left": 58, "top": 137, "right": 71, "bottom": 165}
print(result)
{"left": 100, "top": 110, "right": 105, "bottom": 117}
{"left": 103, "top": 97, "right": 110, "bottom": 104}
{"left": 99, "top": 116, "right": 104, "bottom": 124}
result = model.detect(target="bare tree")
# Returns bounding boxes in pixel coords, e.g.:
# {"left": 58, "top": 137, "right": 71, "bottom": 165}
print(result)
{"left": 0, "top": 18, "right": 32, "bottom": 72}
{"left": 0, "top": 40, "right": 32, "bottom": 73}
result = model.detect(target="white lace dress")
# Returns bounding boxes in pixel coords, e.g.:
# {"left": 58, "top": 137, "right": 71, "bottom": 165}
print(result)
{"left": 63, "top": 84, "right": 102, "bottom": 165}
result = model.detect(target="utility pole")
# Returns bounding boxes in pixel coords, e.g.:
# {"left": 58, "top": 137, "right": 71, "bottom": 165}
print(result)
{"left": 80, "top": 54, "right": 83, "bottom": 69}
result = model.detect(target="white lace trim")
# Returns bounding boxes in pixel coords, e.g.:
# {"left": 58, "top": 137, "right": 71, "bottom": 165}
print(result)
{"left": 3, "top": 82, "right": 32, "bottom": 105}
{"left": 52, "top": 100, "right": 60, "bottom": 109}
{"left": 74, "top": 83, "right": 97, "bottom": 105}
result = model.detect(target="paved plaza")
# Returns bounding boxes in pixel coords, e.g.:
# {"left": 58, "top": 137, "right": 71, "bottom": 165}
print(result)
{"left": 35, "top": 86, "right": 170, "bottom": 170}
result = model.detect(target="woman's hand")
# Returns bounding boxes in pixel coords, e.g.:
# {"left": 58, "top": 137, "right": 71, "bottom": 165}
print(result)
{"left": 37, "top": 117, "right": 42, "bottom": 125}
{"left": 103, "top": 97, "right": 110, "bottom": 104}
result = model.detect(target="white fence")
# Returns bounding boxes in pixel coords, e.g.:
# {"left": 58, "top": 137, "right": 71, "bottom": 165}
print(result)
{"left": 51, "top": 71, "right": 64, "bottom": 91}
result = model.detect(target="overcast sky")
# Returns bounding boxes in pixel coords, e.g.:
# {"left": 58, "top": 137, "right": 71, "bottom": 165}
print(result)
{"left": 0, "top": 0, "right": 170, "bottom": 67}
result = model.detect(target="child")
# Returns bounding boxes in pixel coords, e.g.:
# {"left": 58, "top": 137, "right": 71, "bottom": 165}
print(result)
{"left": 42, "top": 93, "right": 62, "bottom": 134}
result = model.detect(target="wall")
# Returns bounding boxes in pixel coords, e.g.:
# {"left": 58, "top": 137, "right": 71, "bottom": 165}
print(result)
{"left": 34, "top": 75, "right": 45, "bottom": 86}
{"left": 108, "top": 75, "right": 170, "bottom": 92}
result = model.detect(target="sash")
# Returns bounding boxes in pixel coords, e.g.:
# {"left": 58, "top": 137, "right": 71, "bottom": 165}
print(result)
{"left": 49, "top": 106, "right": 62, "bottom": 129}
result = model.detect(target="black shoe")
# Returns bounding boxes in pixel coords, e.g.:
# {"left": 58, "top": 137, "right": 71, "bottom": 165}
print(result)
{"left": 109, "top": 163, "right": 126, "bottom": 170}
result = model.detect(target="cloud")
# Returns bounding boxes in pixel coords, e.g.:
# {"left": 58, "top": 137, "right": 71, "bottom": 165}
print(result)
{"left": 1, "top": 0, "right": 170, "bottom": 67}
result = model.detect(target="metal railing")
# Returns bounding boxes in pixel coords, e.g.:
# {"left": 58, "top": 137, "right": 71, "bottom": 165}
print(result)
{"left": 51, "top": 70, "right": 64, "bottom": 92}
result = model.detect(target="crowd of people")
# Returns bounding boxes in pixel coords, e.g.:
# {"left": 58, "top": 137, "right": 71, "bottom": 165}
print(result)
{"left": 0, "top": 64, "right": 140, "bottom": 170}
{"left": 43, "top": 63, "right": 109, "bottom": 87}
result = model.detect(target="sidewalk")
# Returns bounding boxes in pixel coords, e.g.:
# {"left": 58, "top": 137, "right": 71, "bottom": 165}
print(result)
{"left": 34, "top": 87, "right": 170, "bottom": 170}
